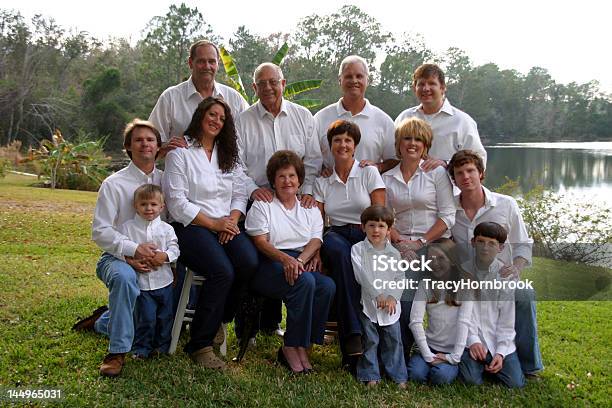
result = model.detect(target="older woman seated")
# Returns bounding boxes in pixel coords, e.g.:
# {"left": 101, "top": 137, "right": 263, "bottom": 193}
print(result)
{"left": 246, "top": 150, "right": 336, "bottom": 374}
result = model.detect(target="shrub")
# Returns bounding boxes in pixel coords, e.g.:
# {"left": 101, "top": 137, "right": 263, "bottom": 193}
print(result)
{"left": 22, "top": 130, "right": 111, "bottom": 191}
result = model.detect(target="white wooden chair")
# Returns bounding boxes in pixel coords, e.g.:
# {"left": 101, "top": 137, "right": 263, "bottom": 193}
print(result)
{"left": 169, "top": 267, "right": 227, "bottom": 356}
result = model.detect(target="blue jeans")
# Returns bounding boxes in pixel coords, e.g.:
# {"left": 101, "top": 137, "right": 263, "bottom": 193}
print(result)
{"left": 321, "top": 225, "right": 365, "bottom": 342}
{"left": 132, "top": 284, "right": 174, "bottom": 356}
{"left": 459, "top": 349, "right": 525, "bottom": 388}
{"left": 94, "top": 253, "right": 140, "bottom": 354}
{"left": 407, "top": 351, "right": 459, "bottom": 385}
{"left": 515, "top": 287, "right": 544, "bottom": 374}
{"left": 251, "top": 250, "right": 335, "bottom": 347}
{"left": 173, "top": 223, "right": 258, "bottom": 354}
{"left": 357, "top": 312, "right": 407, "bottom": 384}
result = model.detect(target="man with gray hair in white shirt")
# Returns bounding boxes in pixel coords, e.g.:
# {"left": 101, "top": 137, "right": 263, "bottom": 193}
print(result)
{"left": 395, "top": 64, "right": 487, "bottom": 171}
{"left": 72, "top": 119, "right": 164, "bottom": 378}
{"left": 315, "top": 55, "right": 398, "bottom": 175}
{"left": 149, "top": 40, "right": 249, "bottom": 158}
{"left": 236, "top": 62, "right": 322, "bottom": 208}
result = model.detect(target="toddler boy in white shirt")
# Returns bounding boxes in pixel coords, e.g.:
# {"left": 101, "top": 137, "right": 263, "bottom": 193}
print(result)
{"left": 459, "top": 221, "right": 525, "bottom": 388}
{"left": 351, "top": 205, "right": 407, "bottom": 387}
{"left": 118, "top": 184, "right": 180, "bottom": 358}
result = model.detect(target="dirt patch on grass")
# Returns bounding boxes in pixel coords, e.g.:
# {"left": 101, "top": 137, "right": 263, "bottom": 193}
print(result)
{"left": 0, "top": 198, "right": 93, "bottom": 214}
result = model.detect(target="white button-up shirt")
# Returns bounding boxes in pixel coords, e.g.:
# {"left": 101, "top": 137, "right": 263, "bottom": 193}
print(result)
{"left": 464, "top": 259, "right": 516, "bottom": 357}
{"left": 236, "top": 99, "right": 322, "bottom": 196}
{"left": 162, "top": 137, "right": 248, "bottom": 226}
{"left": 245, "top": 196, "right": 323, "bottom": 250}
{"left": 314, "top": 98, "right": 396, "bottom": 169}
{"left": 452, "top": 187, "right": 533, "bottom": 267}
{"left": 313, "top": 161, "right": 385, "bottom": 226}
{"left": 149, "top": 77, "right": 249, "bottom": 142}
{"left": 118, "top": 214, "right": 180, "bottom": 291}
{"left": 410, "top": 283, "right": 473, "bottom": 364}
{"left": 395, "top": 98, "right": 487, "bottom": 166}
{"left": 92, "top": 162, "right": 163, "bottom": 259}
{"left": 383, "top": 161, "right": 455, "bottom": 239}
{"left": 351, "top": 239, "right": 403, "bottom": 326}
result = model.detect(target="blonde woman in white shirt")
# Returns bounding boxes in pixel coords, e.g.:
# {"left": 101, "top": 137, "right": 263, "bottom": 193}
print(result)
{"left": 246, "top": 150, "right": 335, "bottom": 374}
{"left": 383, "top": 117, "right": 455, "bottom": 365}
{"left": 408, "top": 238, "right": 472, "bottom": 385}
{"left": 313, "top": 119, "right": 386, "bottom": 362}
{"left": 163, "top": 97, "right": 258, "bottom": 369}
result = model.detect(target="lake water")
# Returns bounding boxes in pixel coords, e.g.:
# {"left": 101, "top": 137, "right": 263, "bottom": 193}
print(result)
{"left": 485, "top": 142, "right": 612, "bottom": 205}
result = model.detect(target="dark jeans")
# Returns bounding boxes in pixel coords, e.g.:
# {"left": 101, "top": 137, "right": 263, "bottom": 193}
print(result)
{"left": 251, "top": 250, "right": 335, "bottom": 347}
{"left": 173, "top": 223, "right": 258, "bottom": 354}
{"left": 321, "top": 225, "right": 365, "bottom": 345}
{"left": 132, "top": 284, "right": 174, "bottom": 356}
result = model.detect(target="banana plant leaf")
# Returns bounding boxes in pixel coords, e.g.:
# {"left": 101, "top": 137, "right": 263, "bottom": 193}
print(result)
{"left": 219, "top": 46, "right": 248, "bottom": 100}
{"left": 284, "top": 80, "right": 323, "bottom": 99}
{"left": 271, "top": 43, "right": 289, "bottom": 66}
{"left": 292, "top": 98, "right": 322, "bottom": 109}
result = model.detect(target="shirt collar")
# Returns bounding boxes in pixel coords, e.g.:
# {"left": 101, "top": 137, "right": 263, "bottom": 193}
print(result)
{"left": 186, "top": 76, "right": 222, "bottom": 99}
{"left": 454, "top": 185, "right": 497, "bottom": 210}
{"left": 133, "top": 213, "right": 161, "bottom": 228}
{"left": 126, "top": 161, "right": 157, "bottom": 180}
{"left": 363, "top": 237, "right": 396, "bottom": 254}
{"left": 335, "top": 98, "right": 372, "bottom": 118}
{"left": 184, "top": 135, "right": 201, "bottom": 148}
{"left": 418, "top": 97, "right": 454, "bottom": 116}
{"left": 387, "top": 160, "right": 424, "bottom": 183}
{"left": 255, "top": 99, "right": 287, "bottom": 118}
{"left": 329, "top": 160, "right": 360, "bottom": 185}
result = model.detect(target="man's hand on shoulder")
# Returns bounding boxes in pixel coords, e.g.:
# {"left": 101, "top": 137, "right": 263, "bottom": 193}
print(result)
{"left": 158, "top": 135, "right": 187, "bottom": 159}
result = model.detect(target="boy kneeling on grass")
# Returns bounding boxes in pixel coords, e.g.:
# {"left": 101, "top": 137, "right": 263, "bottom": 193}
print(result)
{"left": 119, "top": 184, "right": 180, "bottom": 358}
{"left": 459, "top": 221, "right": 525, "bottom": 388}
{"left": 350, "top": 205, "right": 407, "bottom": 388}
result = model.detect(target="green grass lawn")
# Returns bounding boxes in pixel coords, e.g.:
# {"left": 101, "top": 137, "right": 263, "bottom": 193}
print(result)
{"left": 1, "top": 173, "right": 611, "bottom": 407}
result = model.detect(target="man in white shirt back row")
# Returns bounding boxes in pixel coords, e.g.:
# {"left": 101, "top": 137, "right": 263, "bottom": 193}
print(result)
{"left": 148, "top": 40, "right": 250, "bottom": 158}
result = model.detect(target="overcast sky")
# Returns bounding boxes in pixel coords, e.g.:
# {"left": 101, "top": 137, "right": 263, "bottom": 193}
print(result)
{"left": 4, "top": 0, "right": 612, "bottom": 93}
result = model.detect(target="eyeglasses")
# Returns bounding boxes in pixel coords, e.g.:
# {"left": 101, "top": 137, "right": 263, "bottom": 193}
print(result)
{"left": 255, "top": 79, "right": 282, "bottom": 88}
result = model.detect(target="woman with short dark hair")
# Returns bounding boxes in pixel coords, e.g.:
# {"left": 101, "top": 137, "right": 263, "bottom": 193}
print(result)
{"left": 246, "top": 150, "right": 335, "bottom": 374}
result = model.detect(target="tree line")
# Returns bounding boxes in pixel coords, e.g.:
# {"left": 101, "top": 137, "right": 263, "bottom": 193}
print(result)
{"left": 1, "top": 4, "right": 610, "bottom": 153}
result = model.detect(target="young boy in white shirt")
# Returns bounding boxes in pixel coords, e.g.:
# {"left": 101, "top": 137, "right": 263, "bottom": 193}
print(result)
{"left": 351, "top": 205, "right": 407, "bottom": 387}
{"left": 119, "top": 184, "right": 180, "bottom": 358}
{"left": 459, "top": 221, "right": 525, "bottom": 388}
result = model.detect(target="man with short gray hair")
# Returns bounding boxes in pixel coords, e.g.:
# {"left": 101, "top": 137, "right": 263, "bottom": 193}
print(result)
{"left": 315, "top": 55, "right": 397, "bottom": 174}
{"left": 149, "top": 40, "right": 249, "bottom": 158}
{"left": 236, "top": 62, "right": 322, "bottom": 207}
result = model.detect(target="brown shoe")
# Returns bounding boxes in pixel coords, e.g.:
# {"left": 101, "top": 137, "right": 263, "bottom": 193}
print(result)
{"left": 99, "top": 353, "right": 125, "bottom": 377}
{"left": 190, "top": 346, "right": 225, "bottom": 370}
{"left": 345, "top": 334, "right": 363, "bottom": 356}
{"left": 72, "top": 305, "right": 108, "bottom": 332}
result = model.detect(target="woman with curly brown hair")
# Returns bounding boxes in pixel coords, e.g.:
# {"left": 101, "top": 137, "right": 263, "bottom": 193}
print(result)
{"left": 162, "top": 97, "right": 258, "bottom": 369}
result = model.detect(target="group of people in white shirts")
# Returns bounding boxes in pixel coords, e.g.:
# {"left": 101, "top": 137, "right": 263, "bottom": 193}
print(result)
{"left": 74, "top": 40, "right": 542, "bottom": 389}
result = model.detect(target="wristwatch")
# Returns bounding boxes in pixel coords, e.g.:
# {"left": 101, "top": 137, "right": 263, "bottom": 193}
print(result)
{"left": 296, "top": 257, "right": 305, "bottom": 264}
{"left": 418, "top": 238, "right": 428, "bottom": 247}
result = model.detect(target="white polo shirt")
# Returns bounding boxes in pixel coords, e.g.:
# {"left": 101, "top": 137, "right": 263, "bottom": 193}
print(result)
{"left": 245, "top": 196, "right": 323, "bottom": 251}
{"left": 452, "top": 187, "right": 533, "bottom": 267}
{"left": 383, "top": 161, "right": 455, "bottom": 239}
{"left": 313, "top": 161, "right": 385, "bottom": 226}
{"left": 410, "top": 283, "right": 473, "bottom": 364}
{"left": 395, "top": 98, "right": 487, "bottom": 166}
{"left": 162, "top": 136, "right": 248, "bottom": 226}
{"left": 314, "top": 98, "right": 396, "bottom": 169}
{"left": 149, "top": 77, "right": 249, "bottom": 142}
{"left": 236, "top": 99, "right": 322, "bottom": 196}
{"left": 92, "top": 162, "right": 163, "bottom": 259}
{"left": 118, "top": 214, "right": 180, "bottom": 291}
{"left": 351, "top": 239, "right": 403, "bottom": 326}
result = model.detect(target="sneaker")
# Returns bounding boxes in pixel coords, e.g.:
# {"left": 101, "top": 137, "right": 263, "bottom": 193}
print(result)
{"left": 344, "top": 334, "right": 363, "bottom": 356}
{"left": 99, "top": 353, "right": 125, "bottom": 377}
{"left": 72, "top": 305, "right": 108, "bottom": 332}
